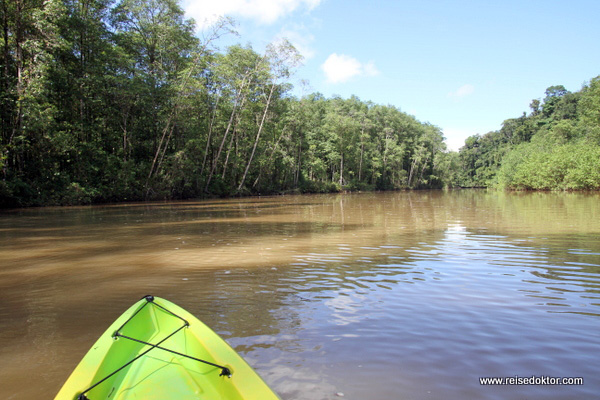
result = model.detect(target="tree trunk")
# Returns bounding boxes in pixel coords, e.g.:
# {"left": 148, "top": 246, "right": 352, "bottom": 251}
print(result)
{"left": 155, "top": 123, "right": 176, "bottom": 180}
{"left": 147, "top": 111, "right": 175, "bottom": 183}
{"left": 11, "top": 0, "right": 24, "bottom": 147}
{"left": 237, "top": 83, "right": 275, "bottom": 192}
{"left": 417, "top": 154, "right": 430, "bottom": 187}
{"left": 221, "top": 120, "right": 238, "bottom": 180}
{"left": 358, "top": 128, "right": 364, "bottom": 182}
{"left": 205, "top": 71, "right": 250, "bottom": 191}
{"left": 253, "top": 125, "right": 287, "bottom": 188}
{"left": 1, "top": 0, "right": 10, "bottom": 149}
{"left": 294, "top": 137, "right": 302, "bottom": 187}
{"left": 1, "top": 0, "right": 8, "bottom": 93}
{"left": 339, "top": 152, "right": 344, "bottom": 186}
{"left": 408, "top": 158, "right": 417, "bottom": 187}
{"left": 200, "top": 95, "right": 220, "bottom": 178}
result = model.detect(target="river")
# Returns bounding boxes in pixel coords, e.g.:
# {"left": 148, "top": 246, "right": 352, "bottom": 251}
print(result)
{"left": 1, "top": 190, "right": 599, "bottom": 399}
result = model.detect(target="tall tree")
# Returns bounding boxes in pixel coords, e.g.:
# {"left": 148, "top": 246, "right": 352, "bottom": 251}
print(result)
{"left": 111, "top": 0, "right": 197, "bottom": 196}
{"left": 237, "top": 39, "right": 302, "bottom": 192}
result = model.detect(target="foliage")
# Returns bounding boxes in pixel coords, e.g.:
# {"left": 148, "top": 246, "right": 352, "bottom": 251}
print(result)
{"left": 456, "top": 76, "right": 600, "bottom": 191}
{"left": 0, "top": 0, "right": 453, "bottom": 207}
{"left": 496, "top": 139, "right": 600, "bottom": 190}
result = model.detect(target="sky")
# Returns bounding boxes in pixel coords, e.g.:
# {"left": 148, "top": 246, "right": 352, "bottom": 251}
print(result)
{"left": 180, "top": 0, "right": 600, "bottom": 151}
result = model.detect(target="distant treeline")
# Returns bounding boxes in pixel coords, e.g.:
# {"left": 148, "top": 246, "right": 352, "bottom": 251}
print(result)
{"left": 0, "top": 0, "right": 450, "bottom": 207}
{"left": 455, "top": 79, "right": 600, "bottom": 190}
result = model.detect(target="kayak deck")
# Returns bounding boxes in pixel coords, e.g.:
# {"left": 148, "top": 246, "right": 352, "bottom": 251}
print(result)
{"left": 105, "top": 354, "right": 218, "bottom": 399}
{"left": 55, "top": 296, "right": 279, "bottom": 400}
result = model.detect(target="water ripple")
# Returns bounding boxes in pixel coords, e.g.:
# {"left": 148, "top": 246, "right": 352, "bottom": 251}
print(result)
{"left": 2, "top": 192, "right": 600, "bottom": 400}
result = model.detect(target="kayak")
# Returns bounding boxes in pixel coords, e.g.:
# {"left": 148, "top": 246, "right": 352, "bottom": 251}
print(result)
{"left": 54, "top": 295, "right": 280, "bottom": 400}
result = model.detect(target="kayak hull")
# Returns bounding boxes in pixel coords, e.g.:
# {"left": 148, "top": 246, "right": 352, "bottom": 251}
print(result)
{"left": 54, "top": 296, "right": 279, "bottom": 400}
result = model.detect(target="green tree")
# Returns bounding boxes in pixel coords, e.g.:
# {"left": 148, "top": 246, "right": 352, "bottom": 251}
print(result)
{"left": 237, "top": 39, "right": 302, "bottom": 192}
{"left": 111, "top": 0, "right": 197, "bottom": 197}
{"left": 579, "top": 76, "right": 600, "bottom": 143}
{"left": 0, "top": 0, "right": 65, "bottom": 206}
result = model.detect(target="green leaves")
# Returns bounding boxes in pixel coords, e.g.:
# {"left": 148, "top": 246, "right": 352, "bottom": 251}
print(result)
{"left": 0, "top": 0, "right": 456, "bottom": 207}
{"left": 497, "top": 141, "right": 600, "bottom": 190}
{"left": 458, "top": 76, "right": 600, "bottom": 191}
{"left": 580, "top": 76, "right": 600, "bottom": 132}
{"left": 290, "top": 95, "right": 446, "bottom": 191}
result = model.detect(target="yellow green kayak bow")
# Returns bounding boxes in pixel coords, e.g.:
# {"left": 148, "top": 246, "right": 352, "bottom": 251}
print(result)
{"left": 54, "top": 296, "right": 280, "bottom": 400}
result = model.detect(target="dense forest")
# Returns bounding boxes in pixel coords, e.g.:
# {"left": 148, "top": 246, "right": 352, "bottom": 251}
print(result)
{"left": 3, "top": 0, "right": 599, "bottom": 208}
{"left": 456, "top": 79, "right": 600, "bottom": 190}
{"left": 0, "top": 0, "right": 450, "bottom": 207}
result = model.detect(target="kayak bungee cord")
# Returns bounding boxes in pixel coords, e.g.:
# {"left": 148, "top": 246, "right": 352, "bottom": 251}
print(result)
{"left": 114, "top": 333, "right": 233, "bottom": 376}
{"left": 122, "top": 296, "right": 231, "bottom": 377}
{"left": 76, "top": 323, "right": 186, "bottom": 400}
{"left": 76, "top": 295, "right": 231, "bottom": 400}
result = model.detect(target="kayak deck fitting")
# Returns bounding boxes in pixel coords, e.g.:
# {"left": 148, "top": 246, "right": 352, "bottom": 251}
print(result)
{"left": 54, "top": 296, "right": 279, "bottom": 400}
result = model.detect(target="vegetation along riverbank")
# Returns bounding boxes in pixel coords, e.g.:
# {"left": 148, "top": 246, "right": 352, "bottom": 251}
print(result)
{"left": 1, "top": 0, "right": 600, "bottom": 208}
{"left": 455, "top": 81, "right": 600, "bottom": 191}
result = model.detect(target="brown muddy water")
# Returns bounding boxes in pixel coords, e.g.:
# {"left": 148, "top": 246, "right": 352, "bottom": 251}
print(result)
{"left": 1, "top": 190, "right": 599, "bottom": 399}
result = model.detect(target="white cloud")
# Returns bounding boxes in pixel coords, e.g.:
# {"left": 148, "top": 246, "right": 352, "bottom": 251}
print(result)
{"left": 276, "top": 27, "right": 315, "bottom": 59}
{"left": 321, "top": 53, "right": 380, "bottom": 84}
{"left": 443, "top": 128, "right": 473, "bottom": 151}
{"left": 184, "top": 0, "right": 322, "bottom": 30}
{"left": 363, "top": 61, "right": 380, "bottom": 77}
{"left": 322, "top": 54, "right": 361, "bottom": 83}
{"left": 448, "top": 84, "right": 475, "bottom": 99}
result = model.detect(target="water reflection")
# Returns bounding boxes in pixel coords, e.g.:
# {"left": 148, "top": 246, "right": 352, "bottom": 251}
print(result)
{"left": 1, "top": 191, "right": 600, "bottom": 399}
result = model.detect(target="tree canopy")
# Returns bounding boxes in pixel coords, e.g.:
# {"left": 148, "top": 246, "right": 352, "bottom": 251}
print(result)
{"left": 0, "top": 0, "right": 449, "bottom": 207}
{"left": 455, "top": 77, "right": 600, "bottom": 191}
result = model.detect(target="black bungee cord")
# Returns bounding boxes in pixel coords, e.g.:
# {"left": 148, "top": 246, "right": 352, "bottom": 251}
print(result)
{"left": 77, "top": 295, "right": 231, "bottom": 400}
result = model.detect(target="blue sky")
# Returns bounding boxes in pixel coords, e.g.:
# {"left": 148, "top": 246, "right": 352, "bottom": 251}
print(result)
{"left": 181, "top": 0, "right": 600, "bottom": 150}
